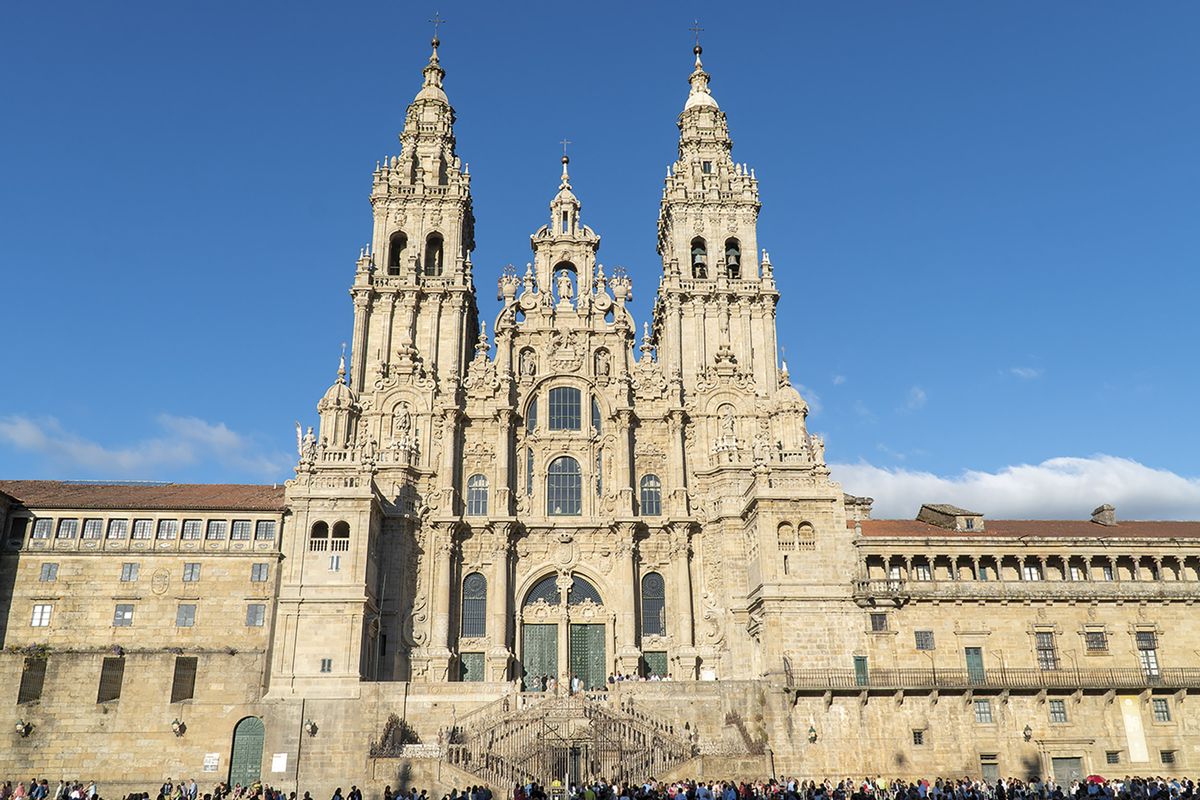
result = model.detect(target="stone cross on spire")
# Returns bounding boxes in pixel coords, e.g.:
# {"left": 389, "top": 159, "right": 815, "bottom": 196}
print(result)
{"left": 689, "top": 19, "right": 704, "bottom": 49}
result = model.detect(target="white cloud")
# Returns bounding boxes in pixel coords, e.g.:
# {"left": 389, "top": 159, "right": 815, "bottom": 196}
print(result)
{"left": 831, "top": 455, "right": 1200, "bottom": 520}
{"left": 905, "top": 386, "right": 927, "bottom": 411}
{"left": 797, "top": 385, "right": 823, "bottom": 415}
{"left": 0, "top": 414, "right": 288, "bottom": 480}
{"left": 1009, "top": 366, "right": 1044, "bottom": 380}
{"left": 832, "top": 375, "right": 846, "bottom": 386}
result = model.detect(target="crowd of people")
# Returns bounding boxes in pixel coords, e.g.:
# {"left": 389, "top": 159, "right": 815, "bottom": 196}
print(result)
{"left": 1, "top": 777, "right": 1196, "bottom": 800}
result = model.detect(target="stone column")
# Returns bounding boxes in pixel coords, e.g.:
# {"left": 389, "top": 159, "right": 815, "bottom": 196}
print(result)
{"left": 350, "top": 290, "right": 372, "bottom": 390}
{"left": 615, "top": 525, "right": 641, "bottom": 675}
{"left": 613, "top": 410, "right": 634, "bottom": 513}
{"left": 670, "top": 523, "right": 698, "bottom": 679}
{"left": 414, "top": 523, "right": 455, "bottom": 682}
{"left": 487, "top": 526, "right": 514, "bottom": 680}
{"left": 495, "top": 410, "right": 514, "bottom": 514}
{"left": 666, "top": 409, "right": 688, "bottom": 514}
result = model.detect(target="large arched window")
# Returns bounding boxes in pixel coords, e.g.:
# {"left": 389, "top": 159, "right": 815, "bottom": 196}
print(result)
{"left": 546, "top": 456, "right": 582, "bottom": 516}
{"left": 567, "top": 575, "right": 602, "bottom": 605}
{"left": 690, "top": 237, "right": 708, "bottom": 278}
{"left": 331, "top": 521, "right": 350, "bottom": 552}
{"left": 641, "top": 572, "right": 666, "bottom": 637}
{"left": 639, "top": 474, "right": 662, "bottom": 516}
{"left": 461, "top": 572, "right": 487, "bottom": 637}
{"left": 424, "top": 232, "right": 444, "bottom": 276}
{"left": 387, "top": 231, "right": 408, "bottom": 275}
{"left": 466, "top": 474, "right": 488, "bottom": 516}
{"left": 549, "top": 387, "right": 581, "bottom": 430}
{"left": 725, "top": 237, "right": 741, "bottom": 279}
{"left": 308, "top": 521, "right": 328, "bottom": 552}
{"left": 525, "top": 393, "right": 538, "bottom": 432}
{"left": 524, "top": 574, "right": 561, "bottom": 607}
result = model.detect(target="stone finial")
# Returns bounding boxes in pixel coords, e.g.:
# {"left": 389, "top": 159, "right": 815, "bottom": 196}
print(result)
{"left": 1091, "top": 504, "right": 1117, "bottom": 526}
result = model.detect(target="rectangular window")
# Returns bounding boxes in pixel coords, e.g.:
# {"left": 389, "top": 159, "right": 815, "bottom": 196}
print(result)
{"left": 702, "top": 160, "right": 712, "bottom": 174}
{"left": 319, "top": 658, "right": 332, "bottom": 673}
{"left": 1022, "top": 564, "right": 1043, "bottom": 581}
{"left": 974, "top": 699, "right": 994, "bottom": 723}
{"left": 1105, "top": 751, "right": 1121, "bottom": 765}
{"left": 131, "top": 519, "right": 153, "bottom": 540}
{"left": 182, "top": 562, "right": 201, "bottom": 582}
{"left": 1069, "top": 565, "right": 1086, "bottom": 581}
{"left": 978, "top": 564, "right": 992, "bottom": 581}
{"left": 1036, "top": 631, "right": 1059, "bottom": 671}
{"left": 97, "top": 657, "right": 125, "bottom": 702}
{"left": 912, "top": 729, "right": 925, "bottom": 746}
{"left": 39, "top": 562, "right": 58, "bottom": 582}
{"left": 548, "top": 386, "right": 582, "bottom": 431}
{"left": 31, "top": 603, "right": 52, "bottom": 627}
{"left": 205, "top": 520, "right": 227, "bottom": 540}
{"left": 1152, "top": 698, "right": 1171, "bottom": 722}
{"left": 113, "top": 603, "right": 134, "bottom": 627}
{"left": 82, "top": 519, "right": 103, "bottom": 539}
{"left": 56, "top": 518, "right": 79, "bottom": 539}
{"left": 31, "top": 518, "right": 53, "bottom": 539}
{"left": 17, "top": 658, "right": 47, "bottom": 704}
{"left": 170, "top": 656, "right": 198, "bottom": 703}
{"left": 175, "top": 604, "right": 196, "bottom": 628}
{"left": 120, "top": 562, "right": 139, "bottom": 582}
{"left": 915, "top": 630, "right": 935, "bottom": 651}
{"left": 1161, "top": 750, "right": 1176, "bottom": 766}
{"left": 329, "top": 555, "right": 341, "bottom": 572}
{"left": 107, "top": 519, "right": 129, "bottom": 540}
{"left": 913, "top": 564, "right": 932, "bottom": 581}
{"left": 254, "top": 520, "right": 276, "bottom": 541}
{"left": 246, "top": 603, "right": 266, "bottom": 627}
{"left": 1136, "top": 631, "right": 1158, "bottom": 650}
{"left": 6, "top": 517, "right": 29, "bottom": 545}
{"left": 1101, "top": 565, "right": 1114, "bottom": 581}
{"left": 1137, "top": 632, "right": 1160, "bottom": 677}
{"left": 888, "top": 565, "right": 903, "bottom": 581}
{"left": 157, "top": 519, "right": 178, "bottom": 540}
{"left": 1084, "top": 630, "right": 1108, "bottom": 652}
{"left": 230, "top": 520, "right": 252, "bottom": 540}
{"left": 251, "top": 563, "right": 269, "bottom": 582}
{"left": 526, "top": 448, "right": 534, "bottom": 496}
{"left": 869, "top": 612, "right": 888, "bottom": 632}
{"left": 181, "top": 519, "right": 203, "bottom": 540}
{"left": 1049, "top": 699, "right": 1068, "bottom": 723}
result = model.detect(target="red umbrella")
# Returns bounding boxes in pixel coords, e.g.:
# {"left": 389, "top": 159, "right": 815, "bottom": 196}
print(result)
{"left": 1086, "top": 777, "right": 1106, "bottom": 784}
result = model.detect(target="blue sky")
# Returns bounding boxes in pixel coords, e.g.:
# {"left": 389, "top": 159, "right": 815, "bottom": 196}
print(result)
{"left": 2, "top": 2, "right": 1198, "bottom": 518}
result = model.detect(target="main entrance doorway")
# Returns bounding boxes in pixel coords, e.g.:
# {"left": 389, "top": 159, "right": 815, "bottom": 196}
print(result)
{"left": 522, "top": 624, "right": 558, "bottom": 689}
{"left": 569, "top": 623, "right": 606, "bottom": 690}
{"left": 228, "top": 716, "right": 264, "bottom": 786}
{"left": 519, "top": 573, "right": 609, "bottom": 690}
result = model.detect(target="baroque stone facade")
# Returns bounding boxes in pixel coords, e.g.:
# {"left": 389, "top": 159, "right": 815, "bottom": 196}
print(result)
{"left": 2, "top": 38, "right": 1200, "bottom": 795}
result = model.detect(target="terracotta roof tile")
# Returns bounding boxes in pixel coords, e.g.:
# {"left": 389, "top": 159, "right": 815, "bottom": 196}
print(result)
{"left": 0, "top": 480, "right": 286, "bottom": 513}
{"left": 854, "top": 518, "right": 1200, "bottom": 539}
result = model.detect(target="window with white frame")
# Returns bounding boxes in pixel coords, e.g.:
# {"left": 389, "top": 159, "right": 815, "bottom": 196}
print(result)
{"left": 913, "top": 563, "right": 932, "bottom": 581}
{"left": 254, "top": 520, "right": 276, "bottom": 541}
{"left": 31, "top": 604, "right": 52, "bottom": 627}
{"left": 1022, "top": 563, "right": 1043, "bottom": 581}
{"left": 974, "top": 699, "right": 994, "bottom": 723}
{"left": 31, "top": 519, "right": 53, "bottom": 539}
{"left": 246, "top": 604, "right": 266, "bottom": 627}
{"left": 206, "top": 520, "right": 227, "bottom": 540}
{"left": 1152, "top": 698, "right": 1171, "bottom": 722}
{"left": 131, "top": 519, "right": 153, "bottom": 540}
{"left": 157, "top": 519, "right": 178, "bottom": 540}
{"left": 466, "top": 474, "right": 489, "bottom": 516}
{"left": 107, "top": 519, "right": 129, "bottom": 540}
{"left": 56, "top": 518, "right": 79, "bottom": 539}
{"left": 1049, "top": 699, "right": 1068, "bottom": 723}
{"left": 82, "top": 519, "right": 103, "bottom": 539}
{"left": 230, "top": 520, "right": 252, "bottom": 541}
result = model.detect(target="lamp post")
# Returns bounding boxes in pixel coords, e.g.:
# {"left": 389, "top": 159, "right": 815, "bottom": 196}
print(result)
{"left": 807, "top": 725, "right": 817, "bottom": 744}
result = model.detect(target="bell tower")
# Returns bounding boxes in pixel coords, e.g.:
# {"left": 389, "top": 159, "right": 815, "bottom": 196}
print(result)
{"left": 652, "top": 45, "right": 781, "bottom": 392}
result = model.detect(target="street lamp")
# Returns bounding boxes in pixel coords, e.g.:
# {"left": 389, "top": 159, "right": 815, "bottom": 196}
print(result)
{"left": 15, "top": 720, "right": 32, "bottom": 737}
{"left": 304, "top": 719, "right": 319, "bottom": 737}
{"left": 807, "top": 725, "right": 818, "bottom": 743}
{"left": 171, "top": 719, "right": 186, "bottom": 737}
{"left": 1023, "top": 724, "right": 1033, "bottom": 742}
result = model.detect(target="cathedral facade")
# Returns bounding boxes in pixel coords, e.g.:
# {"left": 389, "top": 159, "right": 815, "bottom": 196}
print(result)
{"left": 3, "top": 37, "right": 1200, "bottom": 794}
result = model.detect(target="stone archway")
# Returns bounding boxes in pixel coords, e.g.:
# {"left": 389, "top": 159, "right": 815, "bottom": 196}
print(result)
{"left": 519, "top": 572, "right": 610, "bottom": 691}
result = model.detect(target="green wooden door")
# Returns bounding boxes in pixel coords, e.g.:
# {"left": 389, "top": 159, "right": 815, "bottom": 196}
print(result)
{"left": 853, "top": 655, "right": 869, "bottom": 686}
{"left": 228, "top": 716, "right": 264, "bottom": 787}
{"left": 569, "top": 623, "right": 606, "bottom": 690}
{"left": 522, "top": 623, "right": 558, "bottom": 690}
{"left": 643, "top": 651, "right": 668, "bottom": 678}
{"left": 965, "top": 647, "right": 986, "bottom": 683}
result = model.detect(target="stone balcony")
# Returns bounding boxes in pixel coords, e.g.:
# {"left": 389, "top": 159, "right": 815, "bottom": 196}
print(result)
{"left": 783, "top": 665, "right": 1200, "bottom": 693}
{"left": 852, "top": 577, "right": 1200, "bottom": 606}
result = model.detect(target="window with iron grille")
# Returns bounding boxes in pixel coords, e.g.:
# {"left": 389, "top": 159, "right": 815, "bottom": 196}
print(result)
{"left": 182, "top": 563, "right": 200, "bottom": 582}
{"left": 246, "top": 604, "right": 266, "bottom": 627}
{"left": 131, "top": 519, "right": 153, "bottom": 540}
{"left": 1161, "top": 750, "right": 1176, "bottom": 765}
{"left": 466, "top": 474, "right": 489, "bottom": 516}
{"left": 1084, "top": 630, "right": 1108, "bottom": 652}
{"left": 97, "top": 657, "right": 125, "bottom": 702}
{"left": 461, "top": 572, "right": 487, "bottom": 638}
{"left": 319, "top": 658, "right": 332, "bottom": 673}
{"left": 1152, "top": 698, "right": 1171, "bottom": 722}
{"left": 39, "top": 563, "right": 58, "bottom": 582}
{"left": 18, "top": 658, "right": 46, "bottom": 704}
{"left": 113, "top": 604, "right": 134, "bottom": 627}
{"left": 175, "top": 604, "right": 196, "bottom": 627}
{"left": 251, "top": 563, "right": 269, "bottom": 583}
{"left": 548, "top": 386, "right": 582, "bottom": 431}
{"left": 639, "top": 474, "right": 662, "bottom": 516}
{"left": 31, "top": 518, "right": 53, "bottom": 539}
{"left": 82, "top": 519, "right": 103, "bottom": 539}
{"left": 230, "top": 520, "right": 252, "bottom": 540}
{"left": 157, "top": 519, "right": 178, "bottom": 540}
{"left": 181, "top": 519, "right": 203, "bottom": 540}
{"left": 1136, "top": 631, "right": 1158, "bottom": 650}
{"left": 915, "top": 630, "right": 935, "bottom": 651}
{"left": 120, "top": 562, "right": 139, "bottom": 582}
{"left": 546, "top": 456, "right": 582, "bottom": 516}
{"left": 912, "top": 729, "right": 925, "bottom": 746}
{"left": 205, "top": 520, "right": 227, "bottom": 540}
{"left": 1035, "top": 631, "right": 1059, "bottom": 670}
{"left": 1049, "top": 699, "right": 1068, "bottom": 723}
{"left": 107, "top": 519, "right": 129, "bottom": 539}
{"left": 974, "top": 699, "right": 994, "bottom": 723}
{"left": 641, "top": 572, "right": 666, "bottom": 637}
{"left": 254, "top": 520, "right": 276, "bottom": 541}
{"left": 1105, "top": 751, "right": 1121, "bottom": 765}
{"left": 171, "top": 656, "right": 198, "bottom": 703}
{"left": 56, "top": 519, "right": 78, "bottom": 539}
{"left": 870, "top": 613, "right": 888, "bottom": 632}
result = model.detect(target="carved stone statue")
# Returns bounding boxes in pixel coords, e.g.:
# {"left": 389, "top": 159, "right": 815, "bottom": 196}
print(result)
{"left": 809, "top": 433, "right": 825, "bottom": 464}
{"left": 301, "top": 426, "right": 317, "bottom": 460}
{"left": 393, "top": 404, "right": 412, "bottom": 438}
{"left": 556, "top": 270, "right": 574, "bottom": 302}
{"left": 594, "top": 350, "right": 610, "bottom": 378}
{"left": 753, "top": 429, "right": 772, "bottom": 464}
{"left": 520, "top": 349, "right": 537, "bottom": 377}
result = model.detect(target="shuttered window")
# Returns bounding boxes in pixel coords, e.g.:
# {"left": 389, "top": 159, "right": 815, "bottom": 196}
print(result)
{"left": 97, "top": 657, "right": 125, "bottom": 703}
{"left": 171, "top": 656, "right": 198, "bottom": 703}
{"left": 18, "top": 658, "right": 47, "bottom": 704}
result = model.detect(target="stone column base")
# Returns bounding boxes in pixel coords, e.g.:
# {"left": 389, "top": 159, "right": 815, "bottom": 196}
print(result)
{"left": 410, "top": 646, "right": 453, "bottom": 682}
{"left": 616, "top": 646, "right": 642, "bottom": 677}
{"left": 487, "top": 647, "right": 513, "bottom": 681}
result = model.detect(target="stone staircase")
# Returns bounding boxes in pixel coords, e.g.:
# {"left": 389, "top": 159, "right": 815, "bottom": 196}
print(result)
{"left": 444, "top": 691, "right": 699, "bottom": 787}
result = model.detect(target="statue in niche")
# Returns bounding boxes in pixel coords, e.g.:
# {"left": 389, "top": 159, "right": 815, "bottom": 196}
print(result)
{"left": 594, "top": 350, "right": 610, "bottom": 378}
{"left": 393, "top": 404, "right": 412, "bottom": 444}
{"left": 752, "top": 429, "right": 772, "bottom": 464}
{"left": 719, "top": 408, "right": 736, "bottom": 441}
{"left": 520, "top": 350, "right": 537, "bottom": 377}
{"left": 556, "top": 270, "right": 574, "bottom": 303}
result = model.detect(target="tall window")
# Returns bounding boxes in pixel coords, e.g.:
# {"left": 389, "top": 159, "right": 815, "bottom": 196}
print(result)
{"left": 182, "top": 563, "right": 201, "bottom": 582}
{"left": 1049, "top": 699, "right": 1068, "bottom": 723}
{"left": 97, "top": 657, "right": 125, "bottom": 703}
{"left": 251, "top": 563, "right": 269, "bottom": 582}
{"left": 549, "top": 387, "right": 582, "bottom": 430}
{"left": 1035, "top": 631, "right": 1059, "bottom": 670}
{"left": 171, "top": 656, "right": 198, "bottom": 703}
{"left": 387, "top": 231, "right": 408, "bottom": 275}
{"left": 31, "top": 604, "right": 52, "bottom": 627}
{"left": 424, "top": 232, "right": 444, "bottom": 276}
{"left": 591, "top": 396, "right": 602, "bottom": 433}
{"left": 1152, "top": 698, "right": 1171, "bottom": 722}
{"left": 639, "top": 474, "right": 662, "bottom": 516}
{"left": 461, "top": 572, "right": 487, "bottom": 638}
{"left": 974, "top": 699, "right": 994, "bottom": 724}
{"left": 526, "top": 394, "right": 538, "bottom": 432}
{"left": 18, "top": 658, "right": 47, "bottom": 704}
{"left": 39, "top": 563, "right": 58, "bottom": 582}
{"left": 641, "top": 572, "right": 666, "bottom": 637}
{"left": 246, "top": 604, "right": 266, "bottom": 627}
{"left": 1137, "top": 631, "right": 1160, "bottom": 677}
{"left": 466, "top": 474, "right": 489, "bottom": 516}
{"left": 724, "top": 237, "right": 741, "bottom": 279}
{"left": 546, "top": 456, "right": 582, "bottom": 516}
{"left": 525, "top": 448, "right": 534, "bottom": 496}
{"left": 690, "top": 237, "right": 708, "bottom": 278}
